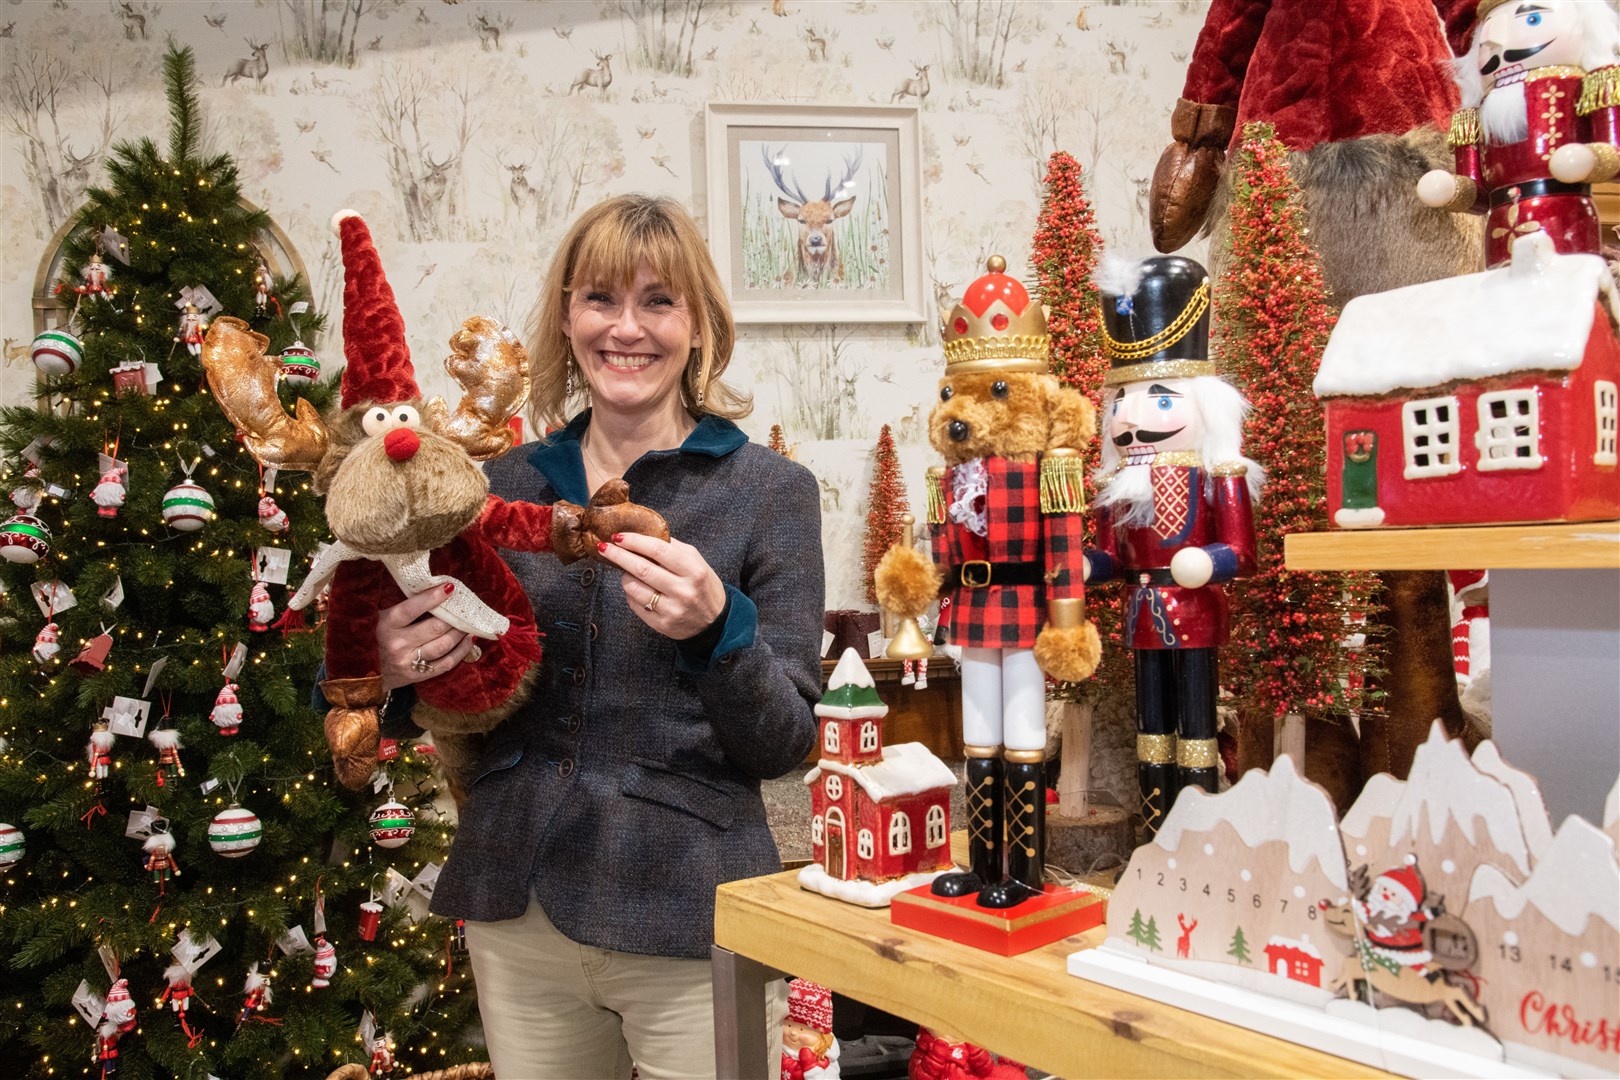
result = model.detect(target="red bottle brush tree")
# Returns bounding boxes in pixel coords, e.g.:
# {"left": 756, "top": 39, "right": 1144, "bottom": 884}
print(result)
{"left": 767, "top": 423, "right": 789, "bottom": 456}
{"left": 1215, "top": 123, "right": 1380, "bottom": 787}
{"left": 862, "top": 424, "right": 909, "bottom": 606}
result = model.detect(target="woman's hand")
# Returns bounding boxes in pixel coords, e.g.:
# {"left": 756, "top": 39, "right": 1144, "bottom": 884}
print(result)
{"left": 377, "top": 583, "right": 478, "bottom": 691}
{"left": 597, "top": 532, "right": 726, "bottom": 640}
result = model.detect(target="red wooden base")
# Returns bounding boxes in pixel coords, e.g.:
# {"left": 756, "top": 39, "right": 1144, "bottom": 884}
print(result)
{"left": 890, "top": 883, "right": 1105, "bottom": 956}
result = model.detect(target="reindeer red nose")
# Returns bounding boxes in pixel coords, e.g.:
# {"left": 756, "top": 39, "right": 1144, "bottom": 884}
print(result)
{"left": 384, "top": 428, "right": 420, "bottom": 462}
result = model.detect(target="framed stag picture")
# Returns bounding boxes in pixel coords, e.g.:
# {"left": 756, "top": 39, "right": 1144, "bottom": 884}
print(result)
{"left": 705, "top": 103, "right": 925, "bottom": 324}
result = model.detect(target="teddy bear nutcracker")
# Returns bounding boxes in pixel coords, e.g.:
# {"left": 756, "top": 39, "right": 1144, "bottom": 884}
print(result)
{"left": 1419, "top": 0, "right": 1620, "bottom": 267}
{"left": 1085, "top": 256, "right": 1263, "bottom": 838}
{"left": 876, "top": 256, "right": 1100, "bottom": 910}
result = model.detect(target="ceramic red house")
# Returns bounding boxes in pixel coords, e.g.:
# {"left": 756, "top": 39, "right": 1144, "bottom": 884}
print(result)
{"left": 1263, "top": 934, "right": 1324, "bottom": 987}
{"left": 1315, "top": 233, "right": 1620, "bottom": 528}
{"left": 798, "top": 649, "right": 957, "bottom": 908}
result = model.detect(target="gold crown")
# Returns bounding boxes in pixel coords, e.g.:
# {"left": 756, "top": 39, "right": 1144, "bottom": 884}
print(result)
{"left": 940, "top": 255, "right": 1050, "bottom": 375}
{"left": 1476, "top": 0, "right": 1513, "bottom": 18}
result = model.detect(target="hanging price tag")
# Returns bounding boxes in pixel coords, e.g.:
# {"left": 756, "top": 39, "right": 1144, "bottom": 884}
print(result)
{"left": 100, "top": 576, "right": 125, "bottom": 611}
{"left": 71, "top": 980, "right": 105, "bottom": 1026}
{"left": 30, "top": 580, "right": 76, "bottom": 618}
{"left": 142, "top": 656, "right": 169, "bottom": 699}
{"left": 276, "top": 925, "right": 314, "bottom": 955}
{"left": 103, "top": 696, "right": 150, "bottom": 738}
{"left": 124, "top": 805, "right": 166, "bottom": 840}
{"left": 252, "top": 547, "right": 291, "bottom": 585}
{"left": 223, "top": 643, "right": 248, "bottom": 679}
{"left": 172, "top": 930, "right": 222, "bottom": 974}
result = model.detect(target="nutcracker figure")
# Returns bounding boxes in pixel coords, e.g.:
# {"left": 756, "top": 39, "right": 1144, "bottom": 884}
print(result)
{"left": 175, "top": 303, "right": 208, "bottom": 357}
{"left": 93, "top": 1021, "right": 119, "bottom": 1079}
{"left": 1086, "top": 256, "right": 1263, "bottom": 838}
{"left": 247, "top": 581, "right": 274, "bottom": 632}
{"left": 238, "top": 966, "right": 271, "bottom": 1026}
{"left": 1419, "top": 0, "right": 1620, "bottom": 267}
{"left": 875, "top": 256, "right": 1100, "bottom": 909}
{"left": 148, "top": 728, "right": 184, "bottom": 786}
{"left": 78, "top": 252, "right": 112, "bottom": 302}
{"left": 143, "top": 831, "right": 180, "bottom": 894}
{"left": 161, "top": 962, "right": 202, "bottom": 1043}
{"left": 86, "top": 722, "right": 114, "bottom": 788}
{"left": 369, "top": 1031, "right": 395, "bottom": 1076}
{"left": 252, "top": 258, "right": 272, "bottom": 315}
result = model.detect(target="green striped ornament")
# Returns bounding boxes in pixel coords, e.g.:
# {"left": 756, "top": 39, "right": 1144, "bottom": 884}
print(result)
{"left": 31, "top": 329, "right": 82, "bottom": 376}
{"left": 162, "top": 480, "right": 214, "bottom": 532}
{"left": 278, "top": 340, "right": 320, "bottom": 388}
{"left": 0, "top": 822, "right": 23, "bottom": 867}
{"left": 0, "top": 514, "right": 50, "bottom": 563}
{"left": 208, "top": 805, "right": 262, "bottom": 857}
{"left": 369, "top": 800, "right": 415, "bottom": 849}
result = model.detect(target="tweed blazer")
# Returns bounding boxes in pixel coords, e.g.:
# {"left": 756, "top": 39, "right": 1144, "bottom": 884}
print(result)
{"left": 423, "top": 411, "right": 824, "bottom": 958}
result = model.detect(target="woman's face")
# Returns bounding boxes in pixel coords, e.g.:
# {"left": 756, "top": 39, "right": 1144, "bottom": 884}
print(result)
{"left": 563, "top": 262, "right": 698, "bottom": 419}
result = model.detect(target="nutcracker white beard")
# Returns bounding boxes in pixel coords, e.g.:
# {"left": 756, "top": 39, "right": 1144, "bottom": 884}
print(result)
{"left": 1479, "top": 82, "right": 1529, "bottom": 145}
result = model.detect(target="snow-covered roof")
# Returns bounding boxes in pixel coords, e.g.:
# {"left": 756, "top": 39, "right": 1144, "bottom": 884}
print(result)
{"left": 1314, "top": 234, "right": 1620, "bottom": 400}
{"left": 804, "top": 741, "right": 957, "bottom": 802}
{"left": 1265, "top": 934, "right": 1322, "bottom": 959}
{"left": 816, "top": 648, "right": 888, "bottom": 720}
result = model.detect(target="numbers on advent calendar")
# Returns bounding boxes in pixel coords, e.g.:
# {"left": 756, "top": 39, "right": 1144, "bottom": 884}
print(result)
{"left": 1548, "top": 954, "right": 1573, "bottom": 973}
{"left": 1499, "top": 943, "right": 1522, "bottom": 963}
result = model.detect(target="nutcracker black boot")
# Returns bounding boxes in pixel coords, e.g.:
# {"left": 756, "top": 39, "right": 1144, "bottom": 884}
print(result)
{"left": 979, "top": 756, "right": 1045, "bottom": 908}
{"left": 1175, "top": 648, "right": 1220, "bottom": 796}
{"left": 931, "top": 749, "right": 1002, "bottom": 897}
{"left": 1136, "top": 650, "right": 1178, "bottom": 839}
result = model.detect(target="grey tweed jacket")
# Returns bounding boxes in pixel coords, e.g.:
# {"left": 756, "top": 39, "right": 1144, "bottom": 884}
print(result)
{"left": 425, "top": 411, "right": 824, "bottom": 959}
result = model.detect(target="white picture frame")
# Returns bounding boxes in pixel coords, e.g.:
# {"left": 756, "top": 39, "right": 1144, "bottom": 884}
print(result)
{"left": 705, "top": 103, "right": 925, "bottom": 324}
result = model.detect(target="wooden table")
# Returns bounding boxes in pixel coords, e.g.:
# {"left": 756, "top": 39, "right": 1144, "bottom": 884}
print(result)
{"left": 711, "top": 861, "right": 1394, "bottom": 1079}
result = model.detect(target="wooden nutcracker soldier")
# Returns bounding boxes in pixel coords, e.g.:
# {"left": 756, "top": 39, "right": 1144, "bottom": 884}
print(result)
{"left": 876, "top": 256, "right": 1100, "bottom": 909}
{"left": 175, "top": 302, "right": 208, "bottom": 357}
{"left": 238, "top": 966, "right": 271, "bottom": 1026}
{"left": 79, "top": 252, "right": 112, "bottom": 302}
{"left": 161, "top": 962, "right": 202, "bottom": 1044}
{"left": 253, "top": 258, "right": 272, "bottom": 316}
{"left": 149, "top": 728, "right": 184, "bottom": 786}
{"left": 93, "top": 1021, "right": 119, "bottom": 1079}
{"left": 86, "top": 722, "right": 114, "bottom": 790}
{"left": 143, "top": 831, "right": 180, "bottom": 895}
{"left": 1419, "top": 0, "right": 1620, "bottom": 267}
{"left": 369, "top": 1030, "right": 396, "bottom": 1076}
{"left": 1085, "top": 256, "right": 1262, "bottom": 838}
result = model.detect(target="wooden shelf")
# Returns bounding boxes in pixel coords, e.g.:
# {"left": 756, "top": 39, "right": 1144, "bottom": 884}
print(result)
{"left": 1284, "top": 522, "right": 1620, "bottom": 571}
{"left": 714, "top": 853, "right": 1391, "bottom": 1079}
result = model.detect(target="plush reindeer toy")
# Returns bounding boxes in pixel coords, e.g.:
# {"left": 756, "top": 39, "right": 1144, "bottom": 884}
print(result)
{"left": 202, "top": 210, "right": 665, "bottom": 796}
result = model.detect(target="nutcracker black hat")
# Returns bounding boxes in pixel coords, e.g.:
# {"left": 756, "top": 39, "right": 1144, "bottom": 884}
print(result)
{"left": 1096, "top": 255, "right": 1214, "bottom": 387}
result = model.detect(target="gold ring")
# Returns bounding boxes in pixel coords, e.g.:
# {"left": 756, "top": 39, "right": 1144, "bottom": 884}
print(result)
{"left": 411, "top": 647, "right": 432, "bottom": 674}
{"left": 644, "top": 591, "right": 662, "bottom": 612}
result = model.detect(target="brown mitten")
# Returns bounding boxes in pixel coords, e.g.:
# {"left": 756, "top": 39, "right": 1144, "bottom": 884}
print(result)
{"left": 549, "top": 499, "right": 591, "bottom": 563}
{"left": 321, "top": 674, "right": 384, "bottom": 790}
{"left": 1149, "top": 98, "right": 1238, "bottom": 253}
{"left": 578, "top": 479, "right": 670, "bottom": 562}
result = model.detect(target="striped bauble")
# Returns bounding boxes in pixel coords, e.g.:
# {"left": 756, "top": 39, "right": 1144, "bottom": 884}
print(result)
{"left": 207, "top": 805, "right": 261, "bottom": 858}
{"left": 30, "top": 329, "right": 82, "bottom": 377}
{"left": 161, "top": 480, "right": 214, "bottom": 532}
{"left": 0, "top": 514, "right": 50, "bottom": 563}
{"left": 0, "top": 822, "right": 24, "bottom": 867}
{"left": 368, "top": 800, "right": 415, "bottom": 849}
{"left": 277, "top": 340, "right": 320, "bottom": 388}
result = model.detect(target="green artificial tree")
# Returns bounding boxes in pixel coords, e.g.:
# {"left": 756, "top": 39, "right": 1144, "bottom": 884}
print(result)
{"left": 0, "top": 48, "right": 480, "bottom": 1079}
{"left": 861, "top": 423, "right": 909, "bottom": 607}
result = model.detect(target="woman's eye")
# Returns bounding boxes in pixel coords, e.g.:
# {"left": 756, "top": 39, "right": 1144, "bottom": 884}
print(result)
{"left": 585, "top": 291, "right": 612, "bottom": 304}
{"left": 648, "top": 295, "right": 674, "bottom": 307}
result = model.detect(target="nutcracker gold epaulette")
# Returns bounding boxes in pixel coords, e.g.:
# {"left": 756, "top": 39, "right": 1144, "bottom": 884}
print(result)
{"left": 1448, "top": 108, "right": 1480, "bottom": 149}
{"left": 1038, "top": 449, "right": 1085, "bottom": 514}
{"left": 925, "top": 466, "right": 946, "bottom": 525}
{"left": 1209, "top": 460, "right": 1249, "bottom": 478}
{"left": 1579, "top": 65, "right": 1620, "bottom": 115}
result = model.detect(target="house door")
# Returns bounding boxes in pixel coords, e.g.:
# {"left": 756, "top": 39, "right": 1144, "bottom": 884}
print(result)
{"left": 825, "top": 807, "right": 845, "bottom": 878}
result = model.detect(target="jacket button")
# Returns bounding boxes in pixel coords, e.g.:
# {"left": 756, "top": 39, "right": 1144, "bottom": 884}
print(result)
{"left": 559, "top": 758, "right": 575, "bottom": 778}
{"left": 572, "top": 667, "right": 587, "bottom": 686}
{"left": 566, "top": 714, "right": 582, "bottom": 733}
{"left": 588, "top": 623, "right": 599, "bottom": 641}
{"left": 580, "top": 567, "right": 597, "bottom": 586}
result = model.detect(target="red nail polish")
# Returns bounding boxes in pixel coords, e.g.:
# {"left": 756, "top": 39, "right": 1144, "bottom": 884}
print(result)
{"left": 611, "top": 533, "right": 624, "bottom": 543}
{"left": 444, "top": 583, "right": 455, "bottom": 594}
{"left": 597, "top": 541, "right": 608, "bottom": 553}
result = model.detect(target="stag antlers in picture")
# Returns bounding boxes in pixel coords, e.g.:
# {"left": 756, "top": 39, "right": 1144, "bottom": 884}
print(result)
{"left": 762, "top": 144, "right": 863, "bottom": 285}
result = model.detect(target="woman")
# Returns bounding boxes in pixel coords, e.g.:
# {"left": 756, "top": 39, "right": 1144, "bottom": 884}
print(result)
{"left": 374, "top": 195, "right": 823, "bottom": 1077}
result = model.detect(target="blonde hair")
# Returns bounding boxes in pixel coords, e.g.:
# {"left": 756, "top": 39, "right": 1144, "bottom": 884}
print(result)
{"left": 527, "top": 194, "right": 750, "bottom": 433}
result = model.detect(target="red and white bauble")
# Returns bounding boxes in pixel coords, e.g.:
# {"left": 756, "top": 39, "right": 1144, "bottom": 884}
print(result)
{"left": 210, "top": 682, "right": 242, "bottom": 736}
{"left": 0, "top": 514, "right": 50, "bottom": 563}
{"left": 0, "top": 822, "right": 23, "bottom": 867}
{"left": 207, "top": 804, "right": 261, "bottom": 857}
{"left": 368, "top": 800, "right": 415, "bottom": 849}
{"left": 277, "top": 340, "right": 320, "bottom": 389}
{"left": 161, "top": 480, "right": 214, "bottom": 531}
{"left": 30, "top": 329, "right": 82, "bottom": 377}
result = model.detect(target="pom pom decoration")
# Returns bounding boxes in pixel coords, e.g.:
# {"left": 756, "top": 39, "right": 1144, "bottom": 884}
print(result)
{"left": 207, "top": 804, "right": 261, "bottom": 857}
{"left": 368, "top": 800, "right": 414, "bottom": 849}
{"left": 0, "top": 822, "right": 24, "bottom": 867}
{"left": 31, "top": 622, "right": 59, "bottom": 664}
{"left": 209, "top": 682, "right": 242, "bottom": 736}
{"left": 277, "top": 340, "right": 320, "bottom": 388}
{"left": 311, "top": 935, "right": 336, "bottom": 988}
{"left": 91, "top": 469, "right": 126, "bottom": 518}
{"left": 0, "top": 514, "right": 50, "bottom": 563}
{"left": 30, "top": 328, "right": 82, "bottom": 377}
{"left": 162, "top": 478, "right": 214, "bottom": 531}
{"left": 257, "top": 494, "right": 288, "bottom": 533}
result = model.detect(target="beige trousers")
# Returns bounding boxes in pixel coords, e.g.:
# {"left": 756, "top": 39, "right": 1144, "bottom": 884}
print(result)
{"left": 466, "top": 892, "right": 785, "bottom": 1080}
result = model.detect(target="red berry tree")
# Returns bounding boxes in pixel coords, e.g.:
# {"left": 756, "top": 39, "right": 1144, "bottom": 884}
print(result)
{"left": 861, "top": 424, "right": 909, "bottom": 606}
{"left": 767, "top": 423, "right": 789, "bottom": 456}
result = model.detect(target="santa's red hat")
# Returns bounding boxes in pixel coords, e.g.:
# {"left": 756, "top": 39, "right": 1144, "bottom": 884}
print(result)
{"left": 787, "top": 978, "right": 833, "bottom": 1034}
{"left": 330, "top": 210, "right": 421, "bottom": 409}
{"left": 1377, "top": 863, "right": 1424, "bottom": 907}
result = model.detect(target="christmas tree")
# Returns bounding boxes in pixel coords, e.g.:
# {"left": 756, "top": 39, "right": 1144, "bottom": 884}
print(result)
{"left": 1227, "top": 926, "right": 1252, "bottom": 965}
{"left": 0, "top": 48, "right": 479, "bottom": 1079}
{"left": 1214, "top": 124, "right": 1379, "bottom": 754}
{"left": 1141, "top": 915, "right": 1163, "bottom": 952}
{"left": 861, "top": 424, "right": 909, "bottom": 607}
{"left": 1125, "top": 908, "right": 1149, "bottom": 948}
{"left": 767, "top": 423, "right": 789, "bottom": 456}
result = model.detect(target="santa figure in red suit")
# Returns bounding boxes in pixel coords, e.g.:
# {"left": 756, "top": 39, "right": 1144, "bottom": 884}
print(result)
{"left": 1085, "top": 256, "right": 1263, "bottom": 837}
{"left": 1420, "top": 0, "right": 1620, "bottom": 267}
{"left": 1355, "top": 859, "right": 1438, "bottom": 972}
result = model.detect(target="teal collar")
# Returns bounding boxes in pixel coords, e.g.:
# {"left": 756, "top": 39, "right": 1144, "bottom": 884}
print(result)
{"left": 527, "top": 410, "right": 748, "bottom": 504}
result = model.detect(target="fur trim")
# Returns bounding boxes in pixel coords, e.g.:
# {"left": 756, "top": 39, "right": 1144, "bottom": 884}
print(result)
{"left": 411, "top": 663, "right": 538, "bottom": 736}
{"left": 163, "top": 962, "right": 191, "bottom": 985}
{"left": 90, "top": 730, "right": 115, "bottom": 751}
{"left": 873, "top": 545, "right": 942, "bottom": 619}
{"left": 1453, "top": 53, "right": 1485, "bottom": 111}
{"left": 1034, "top": 620, "right": 1101, "bottom": 684}
{"left": 1093, "top": 253, "right": 1145, "bottom": 299}
{"left": 143, "top": 831, "right": 175, "bottom": 853}
{"left": 147, "top": 728, "right": 181, "bottom": 750}
{"left": 330, "top": 208, "right": 361, "bottom": 234}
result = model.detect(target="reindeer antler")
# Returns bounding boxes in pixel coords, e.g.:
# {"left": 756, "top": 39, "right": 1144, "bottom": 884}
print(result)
{"left": 199, "top": 317, "right": 330, "bottom": 471}
{"left": 761, "top": 144, "right": 808, "bottom": 205}
{"left": 825, "top": 146, "right": 864, "bottom": 202}
{"left": 424, "top": 315, "right": 531, "bottom": 461}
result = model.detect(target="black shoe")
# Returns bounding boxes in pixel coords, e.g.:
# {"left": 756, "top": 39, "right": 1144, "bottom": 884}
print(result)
{"left": 929, "top": 871, "right": 983, "bottom": 897}
{"left": 977, "top": 878, "right": 1041, "bottom": 909}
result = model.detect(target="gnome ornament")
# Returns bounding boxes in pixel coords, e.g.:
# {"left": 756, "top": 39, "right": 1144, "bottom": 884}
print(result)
{"left": 143, "top": 831, "right": 180, "bottom": 893}
{"left": 780, "top": 979, "right": 840, "bottom": 1080}
{"left": 257, "top": 493, "right": 289, "bottom": 533}
{"left": 91, "top": 469, "right": 126, "bottom": 518}
{"left": 86, "top": 723, "right": 115, "bottom": 788}
{"left": 11, "top": 465, "right": 41, "bottom": 511}
{"left": 32, "top": 621, "right": 59, "bottom": 664}
{"left": 102, "top": 977, "right": 137, "bottom": 1034}
{"left": 247, "top": 581, "right": 274, "bottom": 632}
{"left": 198, "top": 209, "right": 668, "bottom": 799}
{"left": 210, "top": 682, "right": 242, "bottom": 736}
{"left": 312, "top": 935, "right": 337, "bottom": 988}
{"left": 148, "top": 728, "right": 184, "bottom": 786}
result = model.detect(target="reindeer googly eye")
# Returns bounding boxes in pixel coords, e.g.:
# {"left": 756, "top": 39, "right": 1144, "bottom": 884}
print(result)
{"left": 362, "top": 407, "right": 393, "bottom": 437}
{"left": 392, "top": 406, "right": 421, "bottom": 430}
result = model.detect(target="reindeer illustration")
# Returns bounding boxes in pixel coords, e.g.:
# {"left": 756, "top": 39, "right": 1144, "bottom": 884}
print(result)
{"left": 891, "top": 63, "right": 930, "bottom": 104}
{"left": 417, "top": 150, "right": 458, "bottom": 232}
{"left": 498, "top": 150, "right": 539, "bottom": 224}
{"left": 1175, "top": 914, "right": 1197, "bottom": 959}
{"left": 61, "top": 143, "right": 98, "bottom": 207}
{"left": 763, "top": 144, "right": 863, "bottom": 287}
{"left": 116, "top": 1, "right": 147, "bottom": 40}
{"left": 473, "top": 14, "right": 502, "bottom": 51}
{"left": 3, "top": 339, "right": 33, "bottom": 364}
{"left": 1104, "top": 39, "right": 1131, "bottom": 75}
{"left": 223, "top": 40, "right": 271, "bottom": 91}
{"left": 569, "top": 52, "right": 613, "bottom": 96}
{"left": 803, "top": 26, "right": 828, "bottom": 61}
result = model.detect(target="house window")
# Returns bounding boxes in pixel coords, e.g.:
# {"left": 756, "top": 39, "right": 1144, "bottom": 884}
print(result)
{"left": 1596, "top": 381, "right": 1618, "bottom": 466}
{"left": 857, "top": 829, "right": 874, "bottom": 860}
{"left": 1401, "top": 397, "right": 1463, "bottom": 478}
{"left": 1475, "top": 390, "right": 1543, "bottom": 471}
{"left": 824, "top": 775, "right": 843, "bottom": 801}
{"left": 811, "top": 815, "right": 823, "bottom": 845}
{"left": 860, "top": 721, "right": 879, "bottom": 753}
{"left": 925, "top": 805, "right": 947, "bottom": 848}
{"left": 823, "top": 723, "right": 840, "bottom": 755}
{"left": 889, "top": 812, "right": 912, "bottom": 855}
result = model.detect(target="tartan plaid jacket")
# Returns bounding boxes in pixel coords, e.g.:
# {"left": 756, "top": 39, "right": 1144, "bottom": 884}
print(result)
{"left": 930, "top": 456, "right": 1084, "bottom": 649}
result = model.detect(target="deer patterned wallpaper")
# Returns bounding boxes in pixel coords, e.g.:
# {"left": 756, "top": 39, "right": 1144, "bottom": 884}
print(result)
{"left": 0, "top": 0, "right": 1206, "bottom": 609}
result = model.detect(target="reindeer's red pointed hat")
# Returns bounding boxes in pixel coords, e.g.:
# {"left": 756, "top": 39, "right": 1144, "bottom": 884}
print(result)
{"left": 331, "top": 209, "right": 422, "bottom": 409}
